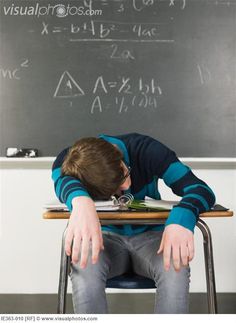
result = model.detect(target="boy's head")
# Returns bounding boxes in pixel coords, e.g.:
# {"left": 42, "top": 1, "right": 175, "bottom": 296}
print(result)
{"left": 61, "top": 137, "right": 131, "bottom": 200}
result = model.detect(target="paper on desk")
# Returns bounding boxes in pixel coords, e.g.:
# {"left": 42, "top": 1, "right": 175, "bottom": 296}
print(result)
{"left": 127, "top": 196, "right": 179, "bottom": 210}
{"left": 44, "top": 197, "right": 120, "bottom": 211}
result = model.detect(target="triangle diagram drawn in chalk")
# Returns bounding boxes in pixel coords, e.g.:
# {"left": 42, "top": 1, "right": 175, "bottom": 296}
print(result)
{"left": 54, "top": 71, "right": 85, "bottom": 98}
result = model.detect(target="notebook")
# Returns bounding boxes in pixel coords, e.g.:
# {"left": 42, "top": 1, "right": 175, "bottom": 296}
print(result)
{"left": 44, "top": 195, "right": 174, "bottom": 212}
{"left": 44, "top": 196, "right": 120, "bottom": 211}
{"left": 44, "top": 195, "right": 228, "bottom": 212}
{"left": 128, "top": 197, "right": 178, "bottom": 211}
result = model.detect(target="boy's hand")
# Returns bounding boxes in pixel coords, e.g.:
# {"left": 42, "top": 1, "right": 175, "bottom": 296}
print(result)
{"left": 65, "top": 196, "right": 104, "bottom": 268}
{"left": 157, "top": 224, "right": 194, "bottom": 272}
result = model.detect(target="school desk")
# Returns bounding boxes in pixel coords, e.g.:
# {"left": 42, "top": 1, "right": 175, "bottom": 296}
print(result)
{"left": 43, "top": 209, "right": 233, "bottom": 314}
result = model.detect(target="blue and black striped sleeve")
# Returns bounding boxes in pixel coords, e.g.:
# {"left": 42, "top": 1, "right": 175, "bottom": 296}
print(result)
{"left": 162, "top": 160, "right": 216, "bottom": 232}
{"left": 138, "top": 135, "right": 216, "bottom": 232}
{"left": 51, "top": 148, "right": 90, "bottom": 212}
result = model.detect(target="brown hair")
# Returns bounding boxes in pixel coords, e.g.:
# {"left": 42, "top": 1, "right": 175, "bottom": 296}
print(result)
{"left": 61, "top": 137, "right": 124, "bottom": 199}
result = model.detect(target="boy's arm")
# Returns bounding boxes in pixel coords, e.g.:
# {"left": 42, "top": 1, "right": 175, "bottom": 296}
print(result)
{"left": 162, "top": 162, "right": 216, "bottom": 231}
{"left": 52, "top": 148, "right": 104, "bottom": 267}
{"left": 66, "top": 196, "right": 104, "bottom": 267}
{"left": 133, "top": 134, "right": 216, "bottom": 270}
{"left": 159, "top": 151, "right": 215, "bottom": 271}
{"left": 134, "top": 134, "right": 216, "bottom": 231}
{"left": 52, "top": 147, "right": 90, "bottom": 211}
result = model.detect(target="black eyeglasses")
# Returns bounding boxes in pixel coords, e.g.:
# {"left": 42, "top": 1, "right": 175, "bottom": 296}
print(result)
{"left": 121, "top": 165, "right": 131, "bottom": 183}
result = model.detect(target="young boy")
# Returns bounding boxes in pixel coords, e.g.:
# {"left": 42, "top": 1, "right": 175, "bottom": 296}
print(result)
{"left": 52, "top": 133, "right": 215, "bottom": 314}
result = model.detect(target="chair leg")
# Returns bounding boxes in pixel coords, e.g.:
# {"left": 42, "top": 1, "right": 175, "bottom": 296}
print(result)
{"left": 57, "top": 227, "right": 71, "bottom": 314}
{"left": 196, "top": 219, "right": 218, "bottom": 314}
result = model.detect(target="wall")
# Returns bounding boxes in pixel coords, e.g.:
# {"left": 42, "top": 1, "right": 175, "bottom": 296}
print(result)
{"left": 0, "top": 158, "right": 235, "bottom": 293}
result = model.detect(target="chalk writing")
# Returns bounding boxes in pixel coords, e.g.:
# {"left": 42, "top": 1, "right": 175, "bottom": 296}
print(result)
{"left": 54, "top": 71, "right": 85, "bottom": 98}
{"left": 110, "top": 44, "right": 135, "bottom": 60}
{"left": 197, "top": 64, "right": 212, "bottom": 85}
{"left": 21, "top": 59, "right": 29, "bottom": 68}
{"left": 92, "top": 76, "right": 161, "bottom": 95}
{"left": 70, "top": 20, "right": 171, "bottom": 41}
{"left": 118, "top": 78, "right": 132, "bottom": 94}
{"left": 213, "top": 0, "right": 236, "bottom": 6}
{"left": 79, "top": 0, "right": 235, "bottom": 12}
{"left": 54, "top": 73, "right": 162, "bottom": 112}
{"left": 139, "top": 78, "right": 162, "bottom": 95}
{"left": 93, "top": 76, "right": 108, "bottom": 94}
{"left": 91, "top": 93, "right": 160, "bottom": 114}
{"left": 39, "top": 20, "right": 174, "bottom": 43}
{"left": 132, "top": 0, "right": 155, "bottom": 12}
{"left": 41, "top": 22, "right": 49, "bottom": 35}
{"left": 91, "top": 96, "right": 103, "bottom": 113}
{"left": 0, "top": 69, "right": 20, "bottom": 80}
{"left": 0, "top": 59, "right": 29, "bottom": 80}
{"left": 132, "top": 24, "right": 159, "bottom": 38}
{"left": 100, "top": 0, "right": 187, "bottom": 12}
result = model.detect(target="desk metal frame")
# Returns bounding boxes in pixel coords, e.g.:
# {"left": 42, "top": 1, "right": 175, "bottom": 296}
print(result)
{"left": 57, "top": 218, "right": 217, "bottom": 314}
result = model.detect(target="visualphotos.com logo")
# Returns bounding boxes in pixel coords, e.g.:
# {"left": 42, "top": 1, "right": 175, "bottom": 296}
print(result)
{"left": 2, "top": 3, "right": 103, "bottom": 18}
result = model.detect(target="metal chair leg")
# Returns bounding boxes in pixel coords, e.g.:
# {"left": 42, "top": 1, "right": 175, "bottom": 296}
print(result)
{"left": 196, "top": 219, "right": 218, "bottom": 314}
{"left": 57, "top": 227, "right": 70, "bottom": 314}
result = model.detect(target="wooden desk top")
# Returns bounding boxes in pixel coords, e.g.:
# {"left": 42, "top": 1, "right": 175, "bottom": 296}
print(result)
{"left": 43, "top": 210, "right": 233, "bottom": 220}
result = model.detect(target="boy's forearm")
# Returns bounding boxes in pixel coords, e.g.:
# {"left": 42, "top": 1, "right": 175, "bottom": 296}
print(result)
{"left": 72, "top": 195, "right": 94, "bottom": 209}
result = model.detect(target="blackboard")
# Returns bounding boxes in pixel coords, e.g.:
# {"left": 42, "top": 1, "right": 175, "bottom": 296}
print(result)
{"left": 0, "top": 0, "right": 235, "bottom": 157}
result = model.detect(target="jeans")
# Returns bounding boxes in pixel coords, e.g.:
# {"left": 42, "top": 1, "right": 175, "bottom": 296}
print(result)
{"left": 70, "top": 230, "right": 190, "bottom": 314}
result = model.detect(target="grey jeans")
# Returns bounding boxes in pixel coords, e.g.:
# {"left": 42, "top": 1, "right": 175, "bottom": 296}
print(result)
{"left": 70, "top": 230, "right": 190, "bottom": 314}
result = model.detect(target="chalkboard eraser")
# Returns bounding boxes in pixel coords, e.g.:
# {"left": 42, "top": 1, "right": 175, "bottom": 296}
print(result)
{"left": 6, "top": 148, "right": 38, "bottom": 158}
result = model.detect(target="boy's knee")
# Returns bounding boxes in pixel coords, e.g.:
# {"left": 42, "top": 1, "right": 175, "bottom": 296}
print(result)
{"left": 70, "top": 249, "right": 109, "bottom": 281}
{"left": 156, "top": 264, "right": 190, "bottom": 291}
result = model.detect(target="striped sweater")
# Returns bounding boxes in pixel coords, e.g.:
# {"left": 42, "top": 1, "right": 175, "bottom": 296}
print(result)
{"left": 52, "top": 133, "right": 215, "bottom": 235}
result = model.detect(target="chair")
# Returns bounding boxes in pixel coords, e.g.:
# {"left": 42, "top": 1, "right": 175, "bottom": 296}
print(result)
{"left": 106, "top": 273, "right": 156, "bottom": 289}
{"left": 57, "top": 218, "right": 218, "bottom": 314}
